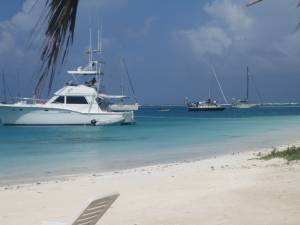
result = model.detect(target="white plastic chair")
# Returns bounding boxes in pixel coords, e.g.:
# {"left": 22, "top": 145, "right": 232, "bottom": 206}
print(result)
{"left": 42, "top": 193, "right": 120, "bottom": 225}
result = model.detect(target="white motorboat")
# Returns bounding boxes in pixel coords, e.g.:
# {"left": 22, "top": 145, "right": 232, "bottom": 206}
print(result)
{"left": 0, "top": 31, "right": 135, "bottom": 126}
{"left": 0, "top": 84, "right": 134, "bottom": 126}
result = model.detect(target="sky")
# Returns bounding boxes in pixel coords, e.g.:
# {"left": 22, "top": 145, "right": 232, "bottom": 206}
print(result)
{"left": 0, "top": 0, "right": 299, "bottom": 105}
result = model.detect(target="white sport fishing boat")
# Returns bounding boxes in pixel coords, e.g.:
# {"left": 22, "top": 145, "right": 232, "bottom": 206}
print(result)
{"left": 0, "top": 32, "right": 134, "bottom": 126}
{"left": 232, "top": 67, "right": 257, "bottom": 109}
{"left": 0, "top": 86, "right": 133, "bottom": 126}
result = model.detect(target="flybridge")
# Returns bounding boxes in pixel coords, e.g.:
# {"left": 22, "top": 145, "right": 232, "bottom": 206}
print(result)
{"left": 67, "top": 27, "right": 105, "bottom": 79}
{"left": 68, "top": 61, "right": 105, "bottom": 76}
{"left": 68, "top": 70, "right": 98, "bottom": 76}
{"left": 65, "top": 27, "right": 139, "bottom": 112}
{"left": 67, "top": 68, "right": 98, "bottom": 76}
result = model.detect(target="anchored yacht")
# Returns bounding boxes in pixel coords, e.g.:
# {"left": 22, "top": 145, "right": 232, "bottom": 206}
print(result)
{"left": 185, "top": 64, "right": 227, "bottom": 112}
{"left": 108, "top": 57, "right": 139, "bottom": 112}
{"left": 0, "top": 31, "right": 134, "bottom": 126}
{"left": 0, "top": 85, "right": 133, "bottom": 126}
{"left": 232, "top": 67, "right": 257, "bottom": 109}
{"left": 185, "top": 98, "right": 225, "bottom": 111}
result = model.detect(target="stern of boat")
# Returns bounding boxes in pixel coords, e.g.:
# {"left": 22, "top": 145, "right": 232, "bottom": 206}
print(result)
{"left": 121, "top": 111, "right": 134, "bottom": 125}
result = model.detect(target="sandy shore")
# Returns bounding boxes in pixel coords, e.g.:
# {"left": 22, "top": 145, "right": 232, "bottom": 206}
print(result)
{"left": 0, "top": 147, "right": 300, "bottom": 225}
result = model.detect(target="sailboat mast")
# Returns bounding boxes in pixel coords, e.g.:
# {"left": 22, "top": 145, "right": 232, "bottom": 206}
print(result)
{"left": 210, "top": 64, "right": 228, "bottom": 104}
{"left": 208, "top": 75, "right": 211, "bottom": 100}
{"left": 246, "top": 66, "right": 249, "bottom": 101}
{"left": 121, "top": 58, "right": 138, "bottom": 103}
{"left": 97, "top": 26, "right": 102, "bottom": 92}
{"left": 120, "top": 58, "right": 124, "bottom": 96}
{"left": 1, "top": 70, "right": 6, "bottom": 102}
{"left": 89, "top": 28, "right": 93, "bottom": 63}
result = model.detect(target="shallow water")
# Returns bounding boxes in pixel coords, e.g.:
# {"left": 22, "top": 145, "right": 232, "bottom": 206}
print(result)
{"left": 1, "top": 105, "right": 300, "bottom": 184}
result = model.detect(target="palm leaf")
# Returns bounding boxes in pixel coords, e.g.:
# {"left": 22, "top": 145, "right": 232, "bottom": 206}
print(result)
{"left": 35, "top": 0, "right": 79, "bottom": 95}
{"left": 247, "top": 0, "right": 300, "bottom": 8}
{"left": 246, "top": 0, "right": 263, "bottom": 7}
{"left": 246, "top": 0, "right": 300, "bottom": 30}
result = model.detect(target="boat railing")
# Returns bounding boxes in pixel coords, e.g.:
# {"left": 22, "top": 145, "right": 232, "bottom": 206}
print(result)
{"left": 0, "top": 97, "right": 48, "bottom": 105}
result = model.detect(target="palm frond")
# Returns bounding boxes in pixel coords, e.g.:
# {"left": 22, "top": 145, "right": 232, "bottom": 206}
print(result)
{"left": 246, "top": 0, "right": 263, "bottom": 7}
{"left": 246, "top": 0, "right": 300, "bottom": 31}
{"left": 35, "top": 0, "right": 79, "bottom": 95}
{"left": 247, "top": 0, "right": 300, "bottom": 8}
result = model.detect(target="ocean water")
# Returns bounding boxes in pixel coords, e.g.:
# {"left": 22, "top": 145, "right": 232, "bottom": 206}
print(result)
{"left": 1, "top": 105, "right": 300, "bottom": 184}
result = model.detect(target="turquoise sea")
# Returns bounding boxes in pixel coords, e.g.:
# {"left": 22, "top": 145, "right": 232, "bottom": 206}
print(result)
{"left": 1, "top": 105, "right": 300, "bottom": 185}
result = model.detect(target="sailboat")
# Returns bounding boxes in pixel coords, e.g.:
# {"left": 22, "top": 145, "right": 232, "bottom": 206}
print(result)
{"left": 232, "top": 67, "right": 257, "bottom": 109}
{"left": 185, "top": 98, "right": 225, "bottom": 111}
{"left": 108, "top": 58, "right": 139, "bottom": 112}
{"left": 185, "top": 65, "right": 226, "bottom": 112}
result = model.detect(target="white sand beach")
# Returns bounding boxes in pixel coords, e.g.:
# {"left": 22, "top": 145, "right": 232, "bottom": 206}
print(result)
{"left": 0, "top": 148, "right": 300, "bottom": 225}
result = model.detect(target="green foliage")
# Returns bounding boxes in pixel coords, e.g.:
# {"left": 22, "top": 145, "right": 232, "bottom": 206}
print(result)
{"left": 260, "top": 146, "right": 300, "bottom": 161}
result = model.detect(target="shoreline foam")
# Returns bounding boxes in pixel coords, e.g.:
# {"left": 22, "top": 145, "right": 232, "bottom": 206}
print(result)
{"left": 0, "top": 141, "right": 296, "bottom": 188}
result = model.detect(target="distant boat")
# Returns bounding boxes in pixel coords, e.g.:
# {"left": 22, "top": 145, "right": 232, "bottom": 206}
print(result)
{"left": 185, "top": 98, "right": 225, "bottom": 111}
{"left": 157, "top": 107, "right": 170, "bottom": 112}
{"left": 108, "top": 57, "right": 139, "bottom": 112}
{"left": 232, "top": 67, "right": 257, "bottom": 109}
{"left": 109, "top": 102, "right": 139, "bottom": 112}
{"left": 232, "top": 100, "right": 257, "bottom": 109}
{"left": 185, "top": 64, "right": 227, "bottom": 112}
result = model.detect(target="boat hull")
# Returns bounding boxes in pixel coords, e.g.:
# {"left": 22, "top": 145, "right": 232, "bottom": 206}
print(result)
{"left": 232, "top": 103, "right": 257, "bottom": 109}
{"left": 109, "top": 103, "right": 139, "bottom": 112}
{"left": 0, "top": 105, "right": 134, "bottom": 126}
{"left": 188, "top": 107, "right": 225, "bottom": 112}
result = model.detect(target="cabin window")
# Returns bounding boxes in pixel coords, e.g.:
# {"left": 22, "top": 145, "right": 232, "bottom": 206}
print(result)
{"left": 53, "top": 96, "right": 65, "bottom": 104}
{"left": 66, "top": 96, "right": 88, "bottom": 104}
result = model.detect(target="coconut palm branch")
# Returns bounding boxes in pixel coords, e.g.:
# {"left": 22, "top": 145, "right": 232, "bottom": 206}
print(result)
{"left": 246, "top": 0, "right": 263, "bottom": 7}
{"left": 35, "top": 0, "right": 79, "bottom": 95}
{"left": 246, "top": 0, "right": 300, "bottom": 29}
{"left": 246, "top": 0, "right": 300, "bottom": 7}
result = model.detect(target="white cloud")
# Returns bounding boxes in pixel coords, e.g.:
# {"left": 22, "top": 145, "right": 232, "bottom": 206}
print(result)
{"left": 176, "top": 0, "right": 253, "bottom": 60}
{"left": 0, "top": 0, "right": 42, "bottom": 58}
{"left": 179, "top": 25, "right": 232, "bottom": 58}
{"left": 141, "top": 16, "right": 158, "bottom": 36}
{"left": 2, "top": 0, "right": 40, "bottom": 32}
{"left": 128, "top": 16, "right": 159, "bottom": 39}
{"left": 204, "top": 0, "right": 253, "bottom": 35}
{"left": 277, "top": 31, "right": 300, "bottom": 57}
{"left": 175, "top": 0, "right": 300, "bottom": 76}
{"left": 0, "top": 31, "right": 15, "bottom": 54}
{"left": 0, "top": 0, "right": 128, "bottom": 58}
